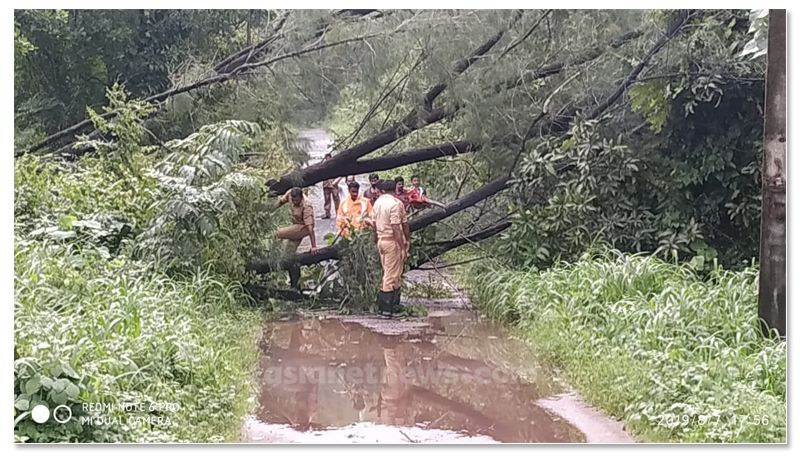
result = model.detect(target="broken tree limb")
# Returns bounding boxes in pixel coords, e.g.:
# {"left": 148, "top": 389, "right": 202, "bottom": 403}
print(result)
{"left": 409, "top": 175, "right": 511, "bottom": 231}
{"left": 267, "top": 106, "right": 453, "bottom": 193}
{"left": 303, "top": 140, "right": 482, "bottom": 185}
{"left": 19, "top": 13, "right": 397, "bottom": 157}
{"left": 268, "top": 10, "right": 524, "bottom": 194}
{"left": 497, "top": 29, "right": 643, "bottom": 92}
{"left": 409, "top": 220, "right": 511, "bottom": 269}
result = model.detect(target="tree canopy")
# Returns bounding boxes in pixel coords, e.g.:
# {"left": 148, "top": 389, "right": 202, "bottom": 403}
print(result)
{"left": 15, "top": 8, "right": 767, "bottom": 279}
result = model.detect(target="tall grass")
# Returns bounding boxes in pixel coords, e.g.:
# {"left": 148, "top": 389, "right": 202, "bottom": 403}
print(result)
{"left": 467, "top": 249, "right": 786, "bottom": 443}
{"left": 14, "top": 241, "right": 263, "bottom": 442}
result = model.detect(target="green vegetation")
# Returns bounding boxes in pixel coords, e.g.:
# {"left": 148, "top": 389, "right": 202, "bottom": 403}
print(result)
{"left": 13, "top": 87, "right": 285, "bottom": 442}
{"left": 466, "top": 250, "right": 786, "bottom": 443}
{"left": 14, "top": 8, "right": 782, "bottom": 444}
{"left": 15, "top": 242, "right": 262, "bottom": 442}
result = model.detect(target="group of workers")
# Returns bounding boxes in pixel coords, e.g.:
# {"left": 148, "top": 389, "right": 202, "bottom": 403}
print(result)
{"left": 273, "top": 152, "right": 434, "bottom": 316}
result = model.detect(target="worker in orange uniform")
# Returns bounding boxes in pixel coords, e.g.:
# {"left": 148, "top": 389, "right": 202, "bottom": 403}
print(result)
{"left": 371, "top": 179, "right": 409, "bottom": 316}
{"left": 336, "top": 181, "right": 373, "bottom": 238}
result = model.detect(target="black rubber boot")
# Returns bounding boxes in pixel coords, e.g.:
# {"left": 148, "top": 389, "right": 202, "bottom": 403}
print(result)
{"left": 288, "top": 264, "right": 301, "bottom": 290}
{"left": 377, "top": 291, "right": 394, "bottom": 316}
{"left": 391, "top": 288, "right": 408, "bottom": 318}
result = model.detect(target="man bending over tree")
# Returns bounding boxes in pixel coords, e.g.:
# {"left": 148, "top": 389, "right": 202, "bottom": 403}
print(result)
{"left": 275, "top": 187, "right": 318, "bottom": 289}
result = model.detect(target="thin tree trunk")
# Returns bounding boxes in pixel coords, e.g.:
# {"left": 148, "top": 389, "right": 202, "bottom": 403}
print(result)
{"left": 758, "top": 9, "right": 786, "bottom": 337}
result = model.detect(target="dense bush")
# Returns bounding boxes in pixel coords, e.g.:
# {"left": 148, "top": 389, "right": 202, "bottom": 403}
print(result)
{"left": 14, "top": 241, "right": 262, "bottom": 442}
{"left": 467, "top": 250, "right": 786, "bottom": 443}
{"left": 13, "top": 91, "right": 282, "bottom": 442}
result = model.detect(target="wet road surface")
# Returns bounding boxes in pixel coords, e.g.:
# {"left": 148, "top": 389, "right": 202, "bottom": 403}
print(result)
{"left": 296, "top": 129, "right": 370, "bottom": 252}
{"left": 246, "top": 129, "right": 633, "bottom": 443}
{"left": 244, "top": 308, "right": 591, "bottom": 443}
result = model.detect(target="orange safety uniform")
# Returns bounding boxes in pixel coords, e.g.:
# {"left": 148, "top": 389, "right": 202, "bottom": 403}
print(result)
{"left": 336, "top": 194, "right": 373, "bottom": 237}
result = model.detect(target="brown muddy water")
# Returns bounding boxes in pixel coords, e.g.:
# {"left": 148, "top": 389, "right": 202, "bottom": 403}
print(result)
{"left": 243, "top": 304, "right": 633, "bottom": 444}
{"left": 243, "top": 129, "right": 632, "bottom": 443}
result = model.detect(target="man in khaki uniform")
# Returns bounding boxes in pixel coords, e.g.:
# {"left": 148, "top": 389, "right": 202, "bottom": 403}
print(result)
{"left": 371, "top": 180, "right": 409, "bottom": 315}
{"left": 321, "top": 153, "right": 341, "bottom": 219}
{"left": 378, "top": 341, "right": 412, "bottom": 425}
{"left": 275, "top": 187, "right": 318, "bottom": 289}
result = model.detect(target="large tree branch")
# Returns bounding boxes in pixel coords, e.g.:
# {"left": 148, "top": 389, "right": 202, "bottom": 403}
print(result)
{"left": 409, "top": 175, "right": 511, "bottom": 231}
{"left": 348, "top": 141, "right": 480, "bottom": 176}
{"left": 268, "top": 10, "right": 524, "bottom": 194}
{"left": 19, "top": 13, "right": 395, "bottom": 157}
{"left": 409, "top": 220, "right": 511, "bottom": 269}
{"left": 274, "top": 139, "right": 479, "bottom": 190}
{"left": 497, "top": 29, "right": 643, "bottom": 93}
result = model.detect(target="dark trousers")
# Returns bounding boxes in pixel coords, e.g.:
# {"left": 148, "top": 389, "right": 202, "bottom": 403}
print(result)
{"left": 323, "top": 187, "right": 340, "bottom": 217}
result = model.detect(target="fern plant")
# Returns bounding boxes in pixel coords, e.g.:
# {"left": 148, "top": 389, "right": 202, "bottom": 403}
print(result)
{"left": 137, "top": 120, "right": 271, "bottom": 274}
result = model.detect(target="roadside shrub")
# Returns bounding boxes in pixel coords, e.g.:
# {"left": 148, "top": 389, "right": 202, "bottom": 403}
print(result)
{"left": 468, "top": 249, "right": 786, "bottom": 442}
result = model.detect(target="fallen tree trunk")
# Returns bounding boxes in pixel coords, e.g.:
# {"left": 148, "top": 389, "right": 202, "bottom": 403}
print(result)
{"left": 269, "top": 140, "right": 480, "bottom": 187}
{"left": 267, "top": 11, "right": 524, "bottom": 194}
{"left": 409, "top": 220, "right": 511, "bottom": 269}
{"left": 409, "top": 175, "right": 511, "bottom": 230}
{"left": 267, "top": 107, "right": 453, "bottom": 193}
{"left": 249, "top": 11, "right": 696, "bottom": 274}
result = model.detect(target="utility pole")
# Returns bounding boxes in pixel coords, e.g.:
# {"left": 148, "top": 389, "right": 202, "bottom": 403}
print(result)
{"left": 758, "top": 9, "right": 786, "bottom": 337}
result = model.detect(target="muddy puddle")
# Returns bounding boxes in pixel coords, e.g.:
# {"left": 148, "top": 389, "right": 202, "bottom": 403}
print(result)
{"left": 242, "top": 307, "right": 614, "bottom": 443}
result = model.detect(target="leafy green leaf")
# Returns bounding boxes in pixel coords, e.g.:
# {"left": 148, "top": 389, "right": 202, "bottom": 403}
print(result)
{"left": 15, "top": 396, "right": 31, "bottom": 411}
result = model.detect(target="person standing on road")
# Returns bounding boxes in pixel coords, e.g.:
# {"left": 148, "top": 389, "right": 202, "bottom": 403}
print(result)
{"left": 321, "top": 153, "right": 341, "bottom": 219}
{"left": 364, "top": 173, "right": 381, "bottom": 205}
{"left": 336, "top": 181, "right": 373, "bottom": 238}
{"left": 394, "top": 176, "right": 411, "bottom": 210}
{"left": 275, "top": 187, "right": 318, "bottom": 289}
{"left": 410, "top": 174, "right": 426, "bottom": 197}
{"left": 371, "top": 180, "right": 409, "bottom": 315}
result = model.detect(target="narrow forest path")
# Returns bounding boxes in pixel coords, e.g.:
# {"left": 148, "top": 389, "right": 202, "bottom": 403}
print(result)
{"left": 241, "top": 130, "right": 634, "bottom": 444}
{"left": 295, "top": 129, "right": 370, "bottom": 253}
